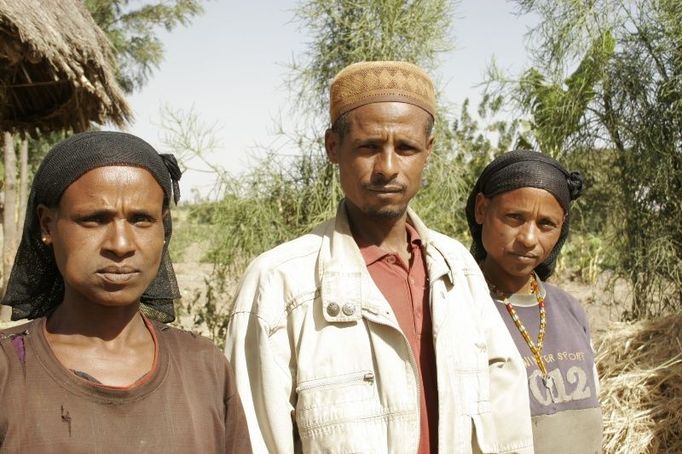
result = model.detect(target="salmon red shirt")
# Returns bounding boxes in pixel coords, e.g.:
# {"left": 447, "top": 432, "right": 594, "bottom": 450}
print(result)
{"left": 356, "top": 223, "right": 438, "bottom": 454}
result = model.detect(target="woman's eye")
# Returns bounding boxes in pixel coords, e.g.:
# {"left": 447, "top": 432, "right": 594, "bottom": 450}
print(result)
{"left": 79, "top": 215, "right": 106, "bottom": 226}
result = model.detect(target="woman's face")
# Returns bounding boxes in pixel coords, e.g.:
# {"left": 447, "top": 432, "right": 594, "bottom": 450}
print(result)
{"left": 475, "top": 187, "right": 565, "bottom": 281}
{"left": 39, "top": 166, "right": 166, "bottom": 308}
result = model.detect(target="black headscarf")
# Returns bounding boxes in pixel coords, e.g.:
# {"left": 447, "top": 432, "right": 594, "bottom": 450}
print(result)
{"left": 465, "top": 149, "right": 584, "bottom": 280}
{"left": 2, "top": 131, "right": 182, "bottom": 322}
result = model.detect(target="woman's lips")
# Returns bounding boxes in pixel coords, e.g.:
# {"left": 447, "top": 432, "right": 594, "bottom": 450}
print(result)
{"left": 96, "top": 266, "right": 140, "bottom": 284}
{"left": 97, "top": 272, "right": 140, "bottom": 283}
{"left": 510, "top": 253, "right": 537, "bottom": 263}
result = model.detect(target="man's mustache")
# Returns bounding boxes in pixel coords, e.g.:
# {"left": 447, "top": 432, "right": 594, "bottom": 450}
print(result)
{"left": 363, "top": 181, "right": 407, "bottom": 192}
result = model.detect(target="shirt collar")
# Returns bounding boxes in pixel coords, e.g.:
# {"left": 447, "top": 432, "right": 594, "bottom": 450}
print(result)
{"left": 355, "top": 222, "right": 422, "bottom": 267}
{"left": 489, "top": 272, "right": 547, "bottom": 307}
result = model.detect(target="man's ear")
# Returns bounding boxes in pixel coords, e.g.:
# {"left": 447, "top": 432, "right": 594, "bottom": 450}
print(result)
{"left": 324, "top": 128, "right": 340, "bottom": 164}
{"left": 474, "top": 193, "right": 490, "bottom": 225}
{"left": 37, "top": 204, "right": 56, "bottom": 245}
{"left": 425, "top": 134, "right": 434, "bottom": 163}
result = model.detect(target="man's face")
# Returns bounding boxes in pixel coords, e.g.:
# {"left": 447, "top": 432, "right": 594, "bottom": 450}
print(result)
{"left": 39, "top": 166, "right": 166, "bottom": 308}
{"left": 475, "top": 187, "right": 565, "bottom": 281}
{"left": 325, "top": 102, "right": 433, "bottom": 220}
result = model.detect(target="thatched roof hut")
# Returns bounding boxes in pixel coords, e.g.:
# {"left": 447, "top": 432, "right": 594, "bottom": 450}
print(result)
{"left": 0, "top": 0, "right": 131, "bottom": 135}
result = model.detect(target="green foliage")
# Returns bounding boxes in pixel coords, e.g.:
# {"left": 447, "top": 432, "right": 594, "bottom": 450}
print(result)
{"left": 517, "top": 31, "right": 615, "bottom": 157}
{"left": 289, "top": 0, "right": 454, "bottom": 117}
{"left": 84, "top": 0, "right": 204, "bottom": 93}
{"left": 189, "top": 269, "right": 232, "bottom": 350}
{"left": 556, "top": 233, "right": 607, "bottom": 284}
{"left": 192, "top": 148, "right": 341, "bottom": 266}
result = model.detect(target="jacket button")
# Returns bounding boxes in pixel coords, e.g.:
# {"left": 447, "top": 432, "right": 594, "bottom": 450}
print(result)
{"left": 327, "top": 303, "right": 340, "bottom": 317}
{"left": 342, "top": 303, "right": 355, "bottom": 316}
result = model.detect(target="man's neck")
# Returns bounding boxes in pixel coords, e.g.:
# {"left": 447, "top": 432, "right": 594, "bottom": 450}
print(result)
{"left": 345, "top": 201, "right": 411, "bottom": 262}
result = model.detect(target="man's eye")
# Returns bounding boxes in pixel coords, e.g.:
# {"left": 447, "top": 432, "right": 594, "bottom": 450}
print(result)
{"left": 539, "top": 220, "right": 558, "bottom": 230}
{"left": 397, "top": 144, "right": 417, "bottom": 153}
{"left": 131, "top": 215, "right": 154, "bottom": 225}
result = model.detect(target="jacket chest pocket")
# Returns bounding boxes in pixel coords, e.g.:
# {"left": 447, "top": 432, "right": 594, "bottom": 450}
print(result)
{"left": 294, "top": 370, "right": 390, "bottom": 453}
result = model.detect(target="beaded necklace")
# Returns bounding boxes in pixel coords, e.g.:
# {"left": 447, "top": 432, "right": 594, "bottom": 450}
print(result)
{"left": 489, "top": 273, "right": 549, "bottom": 382}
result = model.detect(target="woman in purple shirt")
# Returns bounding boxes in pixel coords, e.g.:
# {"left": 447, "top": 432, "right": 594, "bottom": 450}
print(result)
{"left": 466, "top": 150, "right": 602, "bottom": 454}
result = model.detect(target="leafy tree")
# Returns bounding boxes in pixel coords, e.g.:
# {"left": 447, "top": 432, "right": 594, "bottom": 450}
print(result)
{"left": 515, "top": 31, "right": 615, "bottom": 158}
{"left": 85, "top": 0, "right": 203, "bottom": 93}
{"left": 289, "top": 0, "right": 453, "bottom": 118}
{"left": 508, "top": 0, "right": 682, "bottom": 318}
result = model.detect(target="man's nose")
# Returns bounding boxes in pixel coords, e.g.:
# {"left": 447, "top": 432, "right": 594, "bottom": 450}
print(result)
{"left": 373, "top": 148, "right": 399, "bottom": 181}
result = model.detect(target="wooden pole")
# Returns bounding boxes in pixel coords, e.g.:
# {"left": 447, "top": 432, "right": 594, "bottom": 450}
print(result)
{"left": 1, "top": 132, "right": 16, "bottom": 321}
{"left": 17, "top": 138, "right": 28, "bottom": 237}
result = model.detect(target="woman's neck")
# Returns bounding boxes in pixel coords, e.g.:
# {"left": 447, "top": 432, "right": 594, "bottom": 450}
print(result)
{"left": 44, "top": 297, "right": 155, "bottom": 387}
{"left": 46, "top": 295, "right": 144, "bottom": 344}
{"left": 480, "top": 258, "right": 533, "bottom": 295}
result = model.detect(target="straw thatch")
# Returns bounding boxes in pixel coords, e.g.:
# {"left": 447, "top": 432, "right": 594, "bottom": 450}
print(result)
{"left": 0, "top": 0, "right": 131, "bottom": 134}
{"left": 596, "top": 314, "right": 682, "bottom": 454}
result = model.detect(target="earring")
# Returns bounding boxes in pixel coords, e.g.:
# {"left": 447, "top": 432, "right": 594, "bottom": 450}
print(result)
{"left": 41, "top": 236, "right": 49, "bottom": 245}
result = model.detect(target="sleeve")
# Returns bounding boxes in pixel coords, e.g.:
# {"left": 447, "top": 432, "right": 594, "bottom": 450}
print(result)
{"left": 466, "top": 265, "right": 535, "bottom": 454}
{"left": 0, "top": 336, "right": 15, "bottom": 447}
{"left": 224, "top": 264, "right": 297, "bottom": 454}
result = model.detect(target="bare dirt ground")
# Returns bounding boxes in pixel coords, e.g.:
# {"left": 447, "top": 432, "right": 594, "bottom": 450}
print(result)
{"left": 552, "top": 273, "right": 628, "bottom": 335}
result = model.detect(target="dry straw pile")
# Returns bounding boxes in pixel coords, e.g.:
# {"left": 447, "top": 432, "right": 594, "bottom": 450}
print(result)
{"left": 596, "top": 314, "right": 682, "bottom": 453}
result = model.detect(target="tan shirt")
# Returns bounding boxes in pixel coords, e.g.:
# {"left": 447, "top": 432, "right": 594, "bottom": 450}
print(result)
{"left": 0, "top": 318, "right": 252, "bottom": 453}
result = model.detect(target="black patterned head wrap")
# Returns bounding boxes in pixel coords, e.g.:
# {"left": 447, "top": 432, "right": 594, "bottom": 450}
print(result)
{"left": 1, "top": 131, "right": 182, "bottom": 322}
{"left": 465, "top": 149, "right": 584, "bottom": 280}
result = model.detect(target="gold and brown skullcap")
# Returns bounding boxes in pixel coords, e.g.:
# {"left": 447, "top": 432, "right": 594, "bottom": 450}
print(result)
{"left": 329, "top": 61, "right": 436, "bottom": 124}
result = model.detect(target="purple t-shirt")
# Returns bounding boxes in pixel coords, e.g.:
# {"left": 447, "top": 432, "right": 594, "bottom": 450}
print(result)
{"left": 491, "top": 279, "right": 602, "bottom": 453}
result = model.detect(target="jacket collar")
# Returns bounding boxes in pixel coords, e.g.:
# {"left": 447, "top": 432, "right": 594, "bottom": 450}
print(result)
{"left": 316, "top": 200, "right": 454, "bottom": 325}
{"left": 405, "top": 205, "right": 454, "bottom": 285}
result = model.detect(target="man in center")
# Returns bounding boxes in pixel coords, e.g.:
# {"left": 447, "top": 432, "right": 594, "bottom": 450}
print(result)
{"left": 225, "top": 61, "right": 534, "bottom": 453}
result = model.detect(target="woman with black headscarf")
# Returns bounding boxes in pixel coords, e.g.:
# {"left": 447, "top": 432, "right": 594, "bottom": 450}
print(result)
{"left": 0, "top": 131, "right": 251, "bottom": 453}
{"left": 466, "top": 150, "right": 602, "bottom": 453}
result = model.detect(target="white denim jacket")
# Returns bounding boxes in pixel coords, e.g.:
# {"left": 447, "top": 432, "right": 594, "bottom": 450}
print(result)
{"left": 225, "top": 203, "right": 534, "bottom": 454}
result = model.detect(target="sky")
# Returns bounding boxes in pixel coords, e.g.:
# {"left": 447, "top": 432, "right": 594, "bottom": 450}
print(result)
{"left": 123, "top": 0, "right": 537, "bottom": 199}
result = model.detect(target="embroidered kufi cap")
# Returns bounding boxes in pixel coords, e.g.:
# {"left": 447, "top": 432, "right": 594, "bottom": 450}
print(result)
{"left": 329, "top": 61, "right": 436, "bottom": 124}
